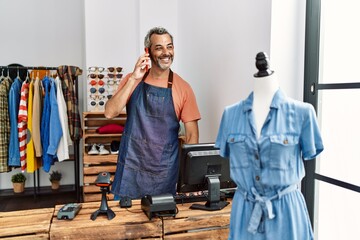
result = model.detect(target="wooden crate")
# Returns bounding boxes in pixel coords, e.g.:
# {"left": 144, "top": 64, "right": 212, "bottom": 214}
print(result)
{"left": 163, "top": 200, "right": 232, "bottom": 239}
{"left": 0, "top": 208, "right": 54, "bottom": 239}
{"left": 49, "top": 199, "right": 232, "bottom": 239}
{"left": 82, "top": 112, "right": 126, "bottom": 202}
{"left": 50, "top": 200, "right": 162, "bottom": 240}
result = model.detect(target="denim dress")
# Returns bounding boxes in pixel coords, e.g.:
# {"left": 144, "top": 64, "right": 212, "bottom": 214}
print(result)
{"left": 112, "top": 70, "right": 180, "bottom": 199}
{"left": 215, "top": 90, "right": 324, "bottom": 240}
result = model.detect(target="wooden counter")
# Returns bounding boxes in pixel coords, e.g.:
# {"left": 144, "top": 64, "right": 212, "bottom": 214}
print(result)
{"left": 163, "top": 200, "right": 232, "bottom": 240}
{"left": 50, "top": 198, "right": 232, "bottom": 239}
{"left": 0, "top": 208, "right": 54, "bottom": 239}
{"left": 0, "top": 199, "right": 232, "bottom": 239}
{"left": 50, "top": 200, "right": 162, "bottom": 240}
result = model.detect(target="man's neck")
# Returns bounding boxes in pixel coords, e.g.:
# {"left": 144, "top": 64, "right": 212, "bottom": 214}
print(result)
{"left": 150, "top": 66, "right": 170, "bottom": 80}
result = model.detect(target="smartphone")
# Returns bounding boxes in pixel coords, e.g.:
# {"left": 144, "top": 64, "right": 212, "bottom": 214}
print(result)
{"left": 145, "top": 48, "right": 149, "bottom": 72}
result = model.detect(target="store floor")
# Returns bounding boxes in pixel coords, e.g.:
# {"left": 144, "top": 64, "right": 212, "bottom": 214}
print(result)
{"left": 0, "top": 188, "right": 79, "bottom": 212}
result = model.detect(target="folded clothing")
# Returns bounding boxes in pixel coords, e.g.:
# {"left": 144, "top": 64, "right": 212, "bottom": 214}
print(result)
{"left": 96, "top": 124, "right": 124, "bottom": 134}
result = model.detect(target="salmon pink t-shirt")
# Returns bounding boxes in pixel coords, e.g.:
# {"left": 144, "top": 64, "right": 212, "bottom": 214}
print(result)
{"left": 116, "top": 72, "right": 201, "bottom": 123}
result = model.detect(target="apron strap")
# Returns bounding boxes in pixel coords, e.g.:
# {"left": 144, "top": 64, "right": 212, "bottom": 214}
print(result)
{"left": 167, "top": 70, "right": 173, "bottom": 89}
{"left": 141, "top": 69, "right": 174, "bottom": 89}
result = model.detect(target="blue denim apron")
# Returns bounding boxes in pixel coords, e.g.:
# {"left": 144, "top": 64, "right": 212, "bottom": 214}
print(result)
{"left": 111, "top": 70, "right": 180, "bottom": 199}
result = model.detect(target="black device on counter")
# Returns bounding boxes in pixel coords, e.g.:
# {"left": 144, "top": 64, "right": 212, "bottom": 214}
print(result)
{"left": 141, "top": 193, "right": 177, "bottom": 220}
{"left": 177, "top": 143, "right": 236, "bottom": 211}
{"left": 90, "top": 172, "right": 116, "bottom": 221}
{"left": 57, "top": 203, "right": 82, "bottom": 220}
{"left": 120, "top": 196, "right": 132, "bottom": 208}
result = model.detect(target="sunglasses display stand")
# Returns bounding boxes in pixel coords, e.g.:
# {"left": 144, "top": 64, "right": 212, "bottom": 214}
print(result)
{"left": 87, "top": 66, "right": 123, "bottom": 112}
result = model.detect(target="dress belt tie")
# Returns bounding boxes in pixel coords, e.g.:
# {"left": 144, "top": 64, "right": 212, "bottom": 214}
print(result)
{"left": 239, "top": 184, "right": 298, "bottom": 234}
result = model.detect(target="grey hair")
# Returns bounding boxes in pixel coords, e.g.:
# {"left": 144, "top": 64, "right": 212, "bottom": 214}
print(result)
{"left": 144, "top": 27, "right": 173, "bottom": 48}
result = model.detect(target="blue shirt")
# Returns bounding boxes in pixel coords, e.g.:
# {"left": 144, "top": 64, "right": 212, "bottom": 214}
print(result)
{"left": 47, "top": 78, "right": 63, "bottom": 156}
{"left": 8, "top": 78, "right": 22, "bottom": 167}
{"left": 40, "top": 77, "right": 53, "bottom": 172}
{"left": 215, "top": 90, "right": 323, "bottom": 240}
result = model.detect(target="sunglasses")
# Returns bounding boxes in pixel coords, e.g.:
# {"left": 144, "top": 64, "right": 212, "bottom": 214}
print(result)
{"left": 90, "top": 100, "right": 105, "bottom": 107}
{"left": 89, "top": 79, "right": 105, "bottom": 86}
{"left": 107, "top": 79, "right": 120, "bottom": 86}
{"left": 89, "top": 94, "right": 106, "bottom": 101}
{"left": 88, "top": 66, "right": 105, "bottom": 72}
{"left": 107, "top": 67, "right": 123, "bottom": 73}
{"left": 107, "top": 73, "right": 123, "bottom": 79}
{"left": 88, "top": 73, "right": 105, "bottom": 79}
{"left": 89, "top": 87, "right": 106, "bottom": 94}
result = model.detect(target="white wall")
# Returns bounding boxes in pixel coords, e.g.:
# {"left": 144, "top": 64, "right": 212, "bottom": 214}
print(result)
{"left": 0, "top": 0, "right": 86, "bottom": 189}
{"left": 177, "top": 0, "right": 272, "bottom": 142}
{"left": 0, "top": 0, "right": 306, "bottom": 189}
{"left": 270, "top": 0, "right": 307, "bottom": 101}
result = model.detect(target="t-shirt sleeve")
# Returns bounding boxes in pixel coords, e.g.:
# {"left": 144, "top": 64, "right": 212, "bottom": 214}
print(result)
{"left": 300, "top": 104, "right": 324, "bottom": 160}
{"left": 180, "top": 86, "right": 200, "bottom": 123}
{"left": 215, "top": 108, "right": 230, "bottom": 158}
{"left": 175, "top": 76, "right": 201, "bottom": 123}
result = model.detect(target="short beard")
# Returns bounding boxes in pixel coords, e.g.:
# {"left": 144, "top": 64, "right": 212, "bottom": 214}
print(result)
{"left": 150, "top": 54, "right": 173, "bottom": 70}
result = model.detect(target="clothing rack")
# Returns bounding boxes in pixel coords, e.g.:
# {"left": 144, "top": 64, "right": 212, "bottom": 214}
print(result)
{"left": 0, "top": 65, "right": 81, "bottom": 202}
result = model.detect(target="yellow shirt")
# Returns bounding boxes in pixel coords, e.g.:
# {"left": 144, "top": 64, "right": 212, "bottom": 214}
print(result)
{"left": 27, "top": 80, "right": 41, "bottom": 172}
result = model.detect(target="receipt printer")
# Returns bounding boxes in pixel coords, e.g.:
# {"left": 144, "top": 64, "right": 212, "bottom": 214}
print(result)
{"left": 141, "top": 193, "right": 177, "bottom": 220}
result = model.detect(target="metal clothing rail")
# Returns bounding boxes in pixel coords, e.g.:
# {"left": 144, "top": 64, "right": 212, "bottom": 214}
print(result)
{"left": 0, "top": 66, "right": 58, "bottom": 70}
{"left": 0, "top": 64, "right": 82, "bottom": 202}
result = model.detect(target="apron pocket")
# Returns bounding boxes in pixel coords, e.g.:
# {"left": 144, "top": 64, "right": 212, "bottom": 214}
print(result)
{"left": 126, "top": 136, "right": 169, "bottom": 178}
{"left": 145, "top": 91, "right": 166, "bottom": 118}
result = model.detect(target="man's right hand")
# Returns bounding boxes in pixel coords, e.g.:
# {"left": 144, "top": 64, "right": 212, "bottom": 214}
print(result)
{"left": 131, "top": 52, "right": 150, "bottom": 81}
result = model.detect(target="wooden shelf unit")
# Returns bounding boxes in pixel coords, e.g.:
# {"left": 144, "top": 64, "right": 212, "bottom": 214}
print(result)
{"left": 82, "top": 111, "right": 126, "bottom": 202}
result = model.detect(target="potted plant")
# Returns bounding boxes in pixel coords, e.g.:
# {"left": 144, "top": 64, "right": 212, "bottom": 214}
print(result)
{"left": 11, "top": 172, "right": 26, "bottom": 193}
{"left": 49, "top": 170, "right": 62, "bottom": 190}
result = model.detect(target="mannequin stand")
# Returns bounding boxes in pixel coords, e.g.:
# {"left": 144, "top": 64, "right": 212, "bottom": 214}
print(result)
{"left": 90, "top": 186, "right": 116, "bottom": 220}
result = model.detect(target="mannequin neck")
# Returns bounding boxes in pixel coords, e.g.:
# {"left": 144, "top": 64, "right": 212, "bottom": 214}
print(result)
{"left": 252, "top": 73, "right": 279, "bottom": 138}
{"left": 253, "top": 74, "right": 279, "bottom": 97}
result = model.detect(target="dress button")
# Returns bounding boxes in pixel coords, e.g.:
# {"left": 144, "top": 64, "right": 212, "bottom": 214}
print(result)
{"left": 283, "top": 139, "right": 288, "bottom": 144}
{"left": 255, "top": 176, "right": 260, "bottom": 181}
{"left": 230, "top": 138, "right": 234, "bottom": 142}
{"left": 255, "top": 154, "right": 259, "bottom": 160}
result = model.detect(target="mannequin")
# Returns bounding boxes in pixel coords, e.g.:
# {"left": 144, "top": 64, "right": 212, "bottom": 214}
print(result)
{"left": 252, "top": 52, "right": 279, "bottom": 138}
{"left": 215, "top": 52, "right": 323, "bottom": 240}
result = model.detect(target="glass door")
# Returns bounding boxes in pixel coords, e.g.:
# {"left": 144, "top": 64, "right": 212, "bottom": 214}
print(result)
{"left": 303, "top": 1, "right": 360, "bottom": 239}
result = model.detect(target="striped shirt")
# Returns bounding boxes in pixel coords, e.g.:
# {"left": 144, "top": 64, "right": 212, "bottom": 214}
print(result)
{"left": 18, "top": 80, "right": 30, "bottom": 172}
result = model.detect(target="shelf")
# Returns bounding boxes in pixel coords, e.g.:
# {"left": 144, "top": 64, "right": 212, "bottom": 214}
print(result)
{"left": 84, "top": 133, "right": 122, "bottom": 138}
{"left": 0, "top": 184, "right": 77, "bottom": 198}
{"left": 82, "top": 111, "right": 126, "bottom": 202}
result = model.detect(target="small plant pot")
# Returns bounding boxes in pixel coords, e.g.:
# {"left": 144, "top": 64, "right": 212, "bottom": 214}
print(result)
{"left": 51, "top": 181, "right": 60, "bottom": 190}
{"left": 13, "top": 182, "right": 25, "bottom": 193}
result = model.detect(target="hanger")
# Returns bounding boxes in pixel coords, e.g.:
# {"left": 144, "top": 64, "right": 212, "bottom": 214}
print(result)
{"left": 25, "top": 70, "right": 30, "bottom": 83}
{"left": 16, "top": 66, "right": 23, "bottom": 82}
{"left": 0, "top": 68, "right": 4, "bottom": 83}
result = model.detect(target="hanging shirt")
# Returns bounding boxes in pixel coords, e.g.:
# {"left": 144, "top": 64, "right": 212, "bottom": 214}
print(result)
{"left": 57, "top": 66, "right": 83, "bottom": 141}
{"left": 215, "top": 90, "right": 324, "bottom": 240}
{"left": 26, "top": 80, "right": 41, "bottom": 172}
{"left": 0, "top": 76, "right": 13, "bottom": 173}
{"left": 32, "top": 76, "right": 43, "bottom": 157}
{"left": 47, "top": 78, "right": 63, "bottom": 158}
{"left": 55, "top": 77, "right": 72, "bottom": 161}
{"left": 40, "top": 76, "right": 53, "bottom": 172}
{"left": 8, "top": 77, "right": 22, "bottom": 167}
{"left": 18, "top": 80, "right": 30, "bottom": 172}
